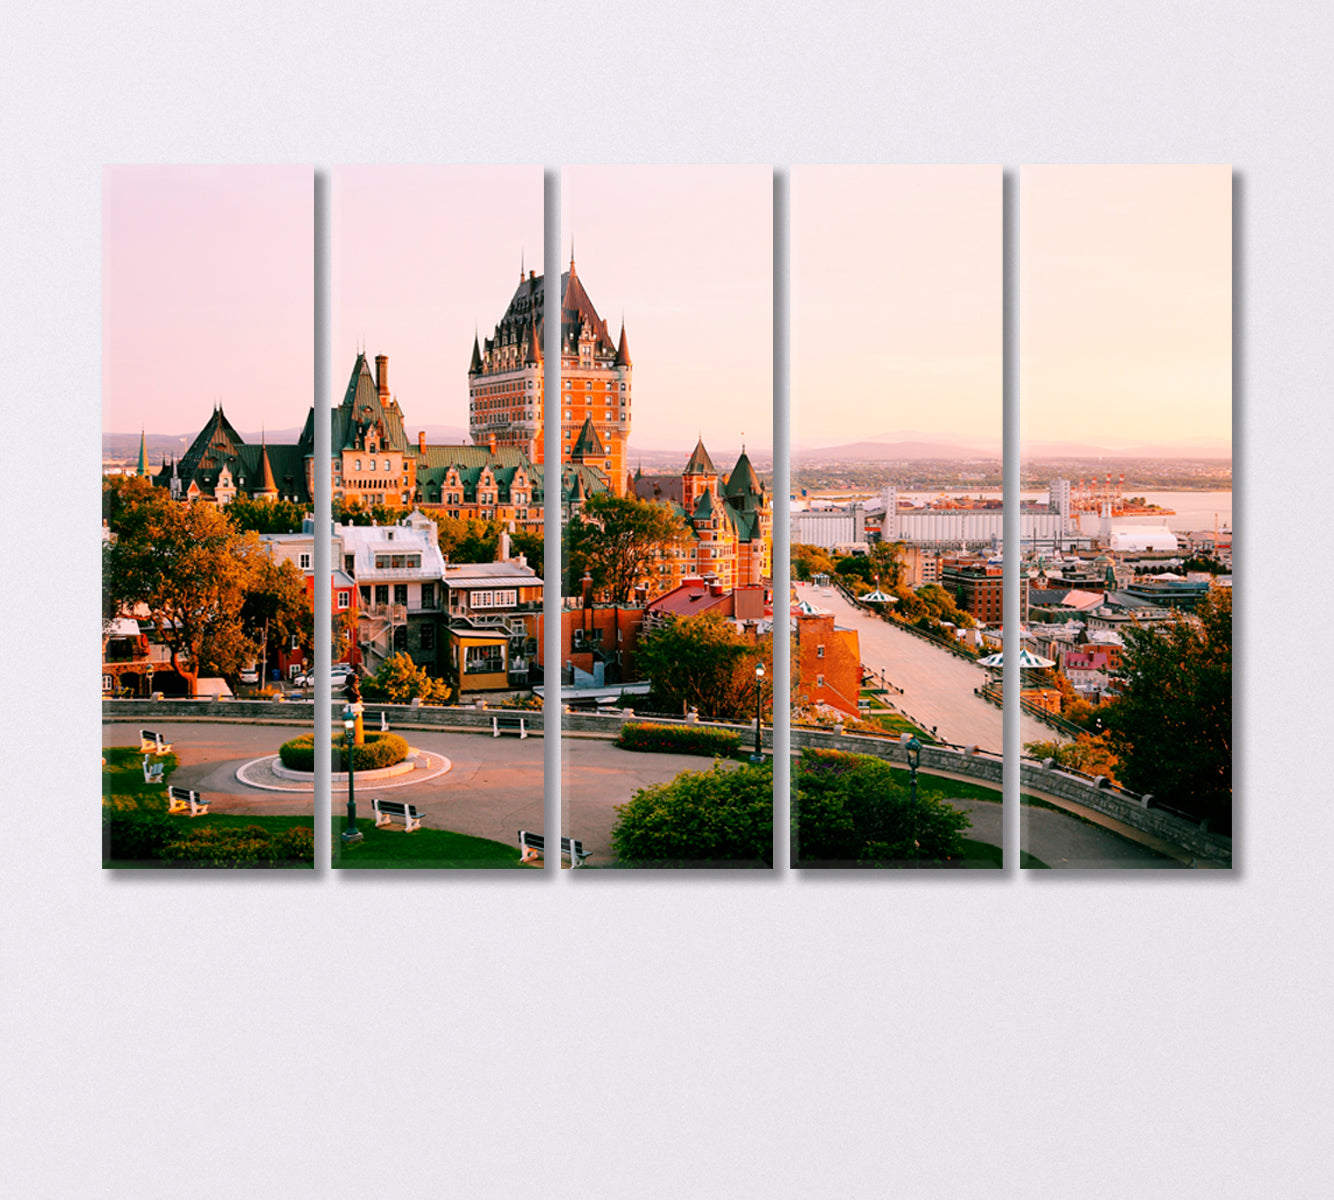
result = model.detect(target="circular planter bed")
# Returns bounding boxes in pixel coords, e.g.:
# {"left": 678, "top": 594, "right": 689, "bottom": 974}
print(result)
{"left": 278, "top": 731, "right": 411, "bottom": 773}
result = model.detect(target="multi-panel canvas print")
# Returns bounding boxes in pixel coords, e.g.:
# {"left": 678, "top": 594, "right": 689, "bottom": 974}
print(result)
{"left": 329, "top": 165, "right": 546, "bottom": 868}
{"left": 789, "top": 165, "right": 1005, "bottom": 867}
{"left": 102, "top": 166, "right": 317, "bottom": 868}
{"left": 1019, "top": 165, "right": 1232, "bottom": 869}
{"left": 558, "top": 166, "right": 775, "bottom": 868}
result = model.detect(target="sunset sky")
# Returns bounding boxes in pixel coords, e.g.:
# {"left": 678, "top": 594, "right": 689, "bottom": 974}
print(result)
{"left": 1022, "top": 164, "right": 1232, "bottom": 455}
{"left": 332, "top": 165, "right": 543, "bottom": 430}
{"left": 103, "top": 165, "right": 312, "bottom": 438}
{"left": 562, "top": 165, "right": 772, "bottom": 459}
{"left": 791, "top": 164, "right": 1002, "bottom": 453}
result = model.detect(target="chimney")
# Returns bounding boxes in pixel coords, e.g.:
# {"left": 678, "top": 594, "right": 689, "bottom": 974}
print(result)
{"left": 582, "top": 571, "right": 593, "bottom": 610}
{"left": 499, "top": 528, "right": 510, "bottom": 562}
{"left": 376, "top": 355, "right": 389, "bottom": 400}
{"left": 418, "top": 430, "right": 426, "bottom": 453}
{"left": 488, "top": 432, "right": 497, "bottom": 453}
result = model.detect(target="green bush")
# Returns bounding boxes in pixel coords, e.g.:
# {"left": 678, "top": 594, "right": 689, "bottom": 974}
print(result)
{"left": 103, "top": 811, "right": 177, "bottom": 863}
{"left": 615, "top": 721, "right": 742, "bottom": 757}
{"left": 278, "top": 731, "right": 410, "bottom": 772}
{"left": 158, "top": 824, "right": 315, "bottom": 868}
{"left": 793, "top": 748, "right": 970, "bottom": 866}
{"left": 611, "top": 761, "right": 773, "bottom": 867}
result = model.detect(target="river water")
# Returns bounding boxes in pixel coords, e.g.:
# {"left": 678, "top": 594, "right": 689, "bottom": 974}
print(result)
{"left": 884, "top": 490, "right": 1233, "bottom": 533}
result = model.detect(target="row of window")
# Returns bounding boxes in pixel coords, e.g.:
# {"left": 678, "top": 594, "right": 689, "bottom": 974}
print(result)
{"left": 361, "top": 583, "right": 437, "bottom": 608}
{"left": 373, "top": 553, "right": 422, "bottom": 569}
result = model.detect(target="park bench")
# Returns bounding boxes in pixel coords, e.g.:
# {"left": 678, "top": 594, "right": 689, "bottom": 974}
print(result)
{"left": 371, "top": 797, "right": 423, "bottom": 832}
{"left": 492, "top": 714, "right": 528, "bottom": 739}
{"left": 140, "top": 729, "right": 173, "bottom": 756}
{"left": 141, "top": 755, "right": 166, "bottom": 785}
{"left": 166, "top": 785, "right": 209, "bottom": 817}
{"left": 517, "top": 830, "right": 589, "bottom": 867}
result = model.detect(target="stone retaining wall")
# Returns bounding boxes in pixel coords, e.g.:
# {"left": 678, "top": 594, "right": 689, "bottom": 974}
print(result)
{"left": 104, "top": 699, "right": 1230, "bottom": 864}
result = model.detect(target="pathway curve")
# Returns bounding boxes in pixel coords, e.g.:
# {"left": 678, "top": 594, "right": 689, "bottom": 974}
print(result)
{"left": 104, "top": 721, "right": 1167, "bottom": 867}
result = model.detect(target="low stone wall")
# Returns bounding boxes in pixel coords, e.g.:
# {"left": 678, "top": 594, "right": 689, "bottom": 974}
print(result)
{"left": 104, "top": 699, "right": 1230, "bottom": 865}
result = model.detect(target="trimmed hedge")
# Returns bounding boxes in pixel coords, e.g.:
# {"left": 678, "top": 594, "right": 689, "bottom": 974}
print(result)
{"left": 615, "top": 721, "right": 742, "bottom": 757}
{"left": 279, "top": 731, "right": 410, "bottom": 773}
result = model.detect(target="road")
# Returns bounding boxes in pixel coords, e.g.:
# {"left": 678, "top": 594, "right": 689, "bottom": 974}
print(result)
{"left": 105, "top": 720, "right": 1167, "bottom": 867}
{"left": 795, "top": 581, "right": 1059, "bottom": 753}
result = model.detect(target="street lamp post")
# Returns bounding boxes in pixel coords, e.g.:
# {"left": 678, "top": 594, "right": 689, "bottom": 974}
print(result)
{"left": 341, "top": 704, "right": 363, "bottom": 845}
{"left": 902, "top": 733, "right": 922, "bottom": 864}
{"left": 751, "top": 662, "right": 766, "bottom": 764}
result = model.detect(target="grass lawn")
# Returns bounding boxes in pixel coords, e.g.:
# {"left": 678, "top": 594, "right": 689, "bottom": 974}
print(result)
{"left": 857, "top": 692, "right": 938, "bottom": 743}
{"left": 103, "top": 744, "right": 314, "bottom": 868}
{"left": 332, "top": 818, "right": 532, "bottom": 869}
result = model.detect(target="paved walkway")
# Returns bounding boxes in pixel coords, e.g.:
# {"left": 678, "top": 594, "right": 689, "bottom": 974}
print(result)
{"left": 105, "top": 721, "right": 1171, "bottom": 868}
{"left": 795, "top": 582, "right": 1059, "bottom": 753}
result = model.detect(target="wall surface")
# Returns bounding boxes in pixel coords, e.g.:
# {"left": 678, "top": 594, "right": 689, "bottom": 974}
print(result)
{"left": 5, "top": 5, "right": 1329, "bottom": 1199}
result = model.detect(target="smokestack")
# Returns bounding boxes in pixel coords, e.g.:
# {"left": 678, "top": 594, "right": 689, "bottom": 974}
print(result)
{"left": 376, "top": 355, "right": 389, "bottom": 400}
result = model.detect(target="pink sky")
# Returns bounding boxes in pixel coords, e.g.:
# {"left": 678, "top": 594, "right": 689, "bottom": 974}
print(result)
{"left": 103, "top": 165, "right": 312, "bottom": 437}
{"left": 332, "top": 165, "right": 543, "bottom": 429}
{"left": 1022, "top": 165, "right": 1232, "bottom": 453}
{"left": 792, "top": 165, "right": 1002, "bottom": 452}
{"left": 562, "top": 165, "right": 772, "bottom": 459}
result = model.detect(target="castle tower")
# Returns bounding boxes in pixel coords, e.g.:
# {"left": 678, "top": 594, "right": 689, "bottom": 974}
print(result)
{"left": 469, "top": 252, "right": 632, "bottom": 493}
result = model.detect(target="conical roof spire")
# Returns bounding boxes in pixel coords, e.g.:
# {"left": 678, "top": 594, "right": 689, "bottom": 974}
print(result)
{"left": 469, "top": 329, "right": 483, "bottom": 374}
{"left": 136, "top": 429, "right": 148, "bottom": 477}
{"left": 684, "top": 436, "right": 716, "bottom": 477}
{"left": 615, "top": 318, "right": 632, "bottom": 368}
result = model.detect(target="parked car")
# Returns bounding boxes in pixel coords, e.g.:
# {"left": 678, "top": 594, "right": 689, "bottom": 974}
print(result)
{"left": 239, "top": 665, "right": 260, "bottom": 685}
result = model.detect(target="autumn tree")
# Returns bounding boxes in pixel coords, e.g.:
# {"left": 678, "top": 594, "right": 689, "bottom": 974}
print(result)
{"left": 563, "top": 492, "right": 690, "bottom": 603}
{"left": 366, "top": 652, "right": 452, "bottom": 705}
{"left": 1100, "top": 587, "right": 1232, "bottom": 832}
{"left": 792, "top": 543, "right": 838, "bottom": 582}
{"left": 103, "top": 493, "right": 269, "bottom": 695}
{"left": 635, "top": 614, "right": 772, "bottom": 722}
{"left": 1024, "top": 734, "right": 1120, "bottom": 784}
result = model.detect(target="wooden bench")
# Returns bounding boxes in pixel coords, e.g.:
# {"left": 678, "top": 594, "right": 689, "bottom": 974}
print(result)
{"left": 140, "top": 729, "right": 173, "bottom": 756}
{"left": 517, "top": 830, "right": 588, "bottom": 867}
{"left": 492, "top": 714, "right": 528, "bottom": 739}
{"left": 372, "top": 797, "right": 423, "bottom": 832}
{"left": 141, "top": 755, "right": 166, "bottom": 785}
{"left": 166, "top": 785, "right": 209, "bottom": 817}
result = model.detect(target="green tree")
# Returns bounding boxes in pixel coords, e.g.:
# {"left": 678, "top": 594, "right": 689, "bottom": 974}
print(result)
{"left": 563, "top": 491, "right": 690, "bottom": 602}
{"left": 835, "top": 554, "right": 873, "bottom": 584}
{"left": 635, "top": 614, "right": 770, "bottom": 721}
{"left": 240, "top": 556, "right": 313, "bottom": 669}
{"left": 793, "top": 749, "right": 970, "bottom": 865}
{"left": 224, "top": 496, "right": 307, "bottom": 535}
{"left": 611, "top": 761, "right": 773, "bottom": 867}
{"left": 868, "top": 538, "right": 906, "bottom": 589}
{"left": 368, "top": 652, "right": 453, "bottom": 704}
{"left": 509, "top": 528, "right": 544, "bottom": 577}
{"left": 1100, "top": 587, "right": 1232, "bottom": 831}
{"left": 423, "top": 511, "right": 503, "bottom": 563}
